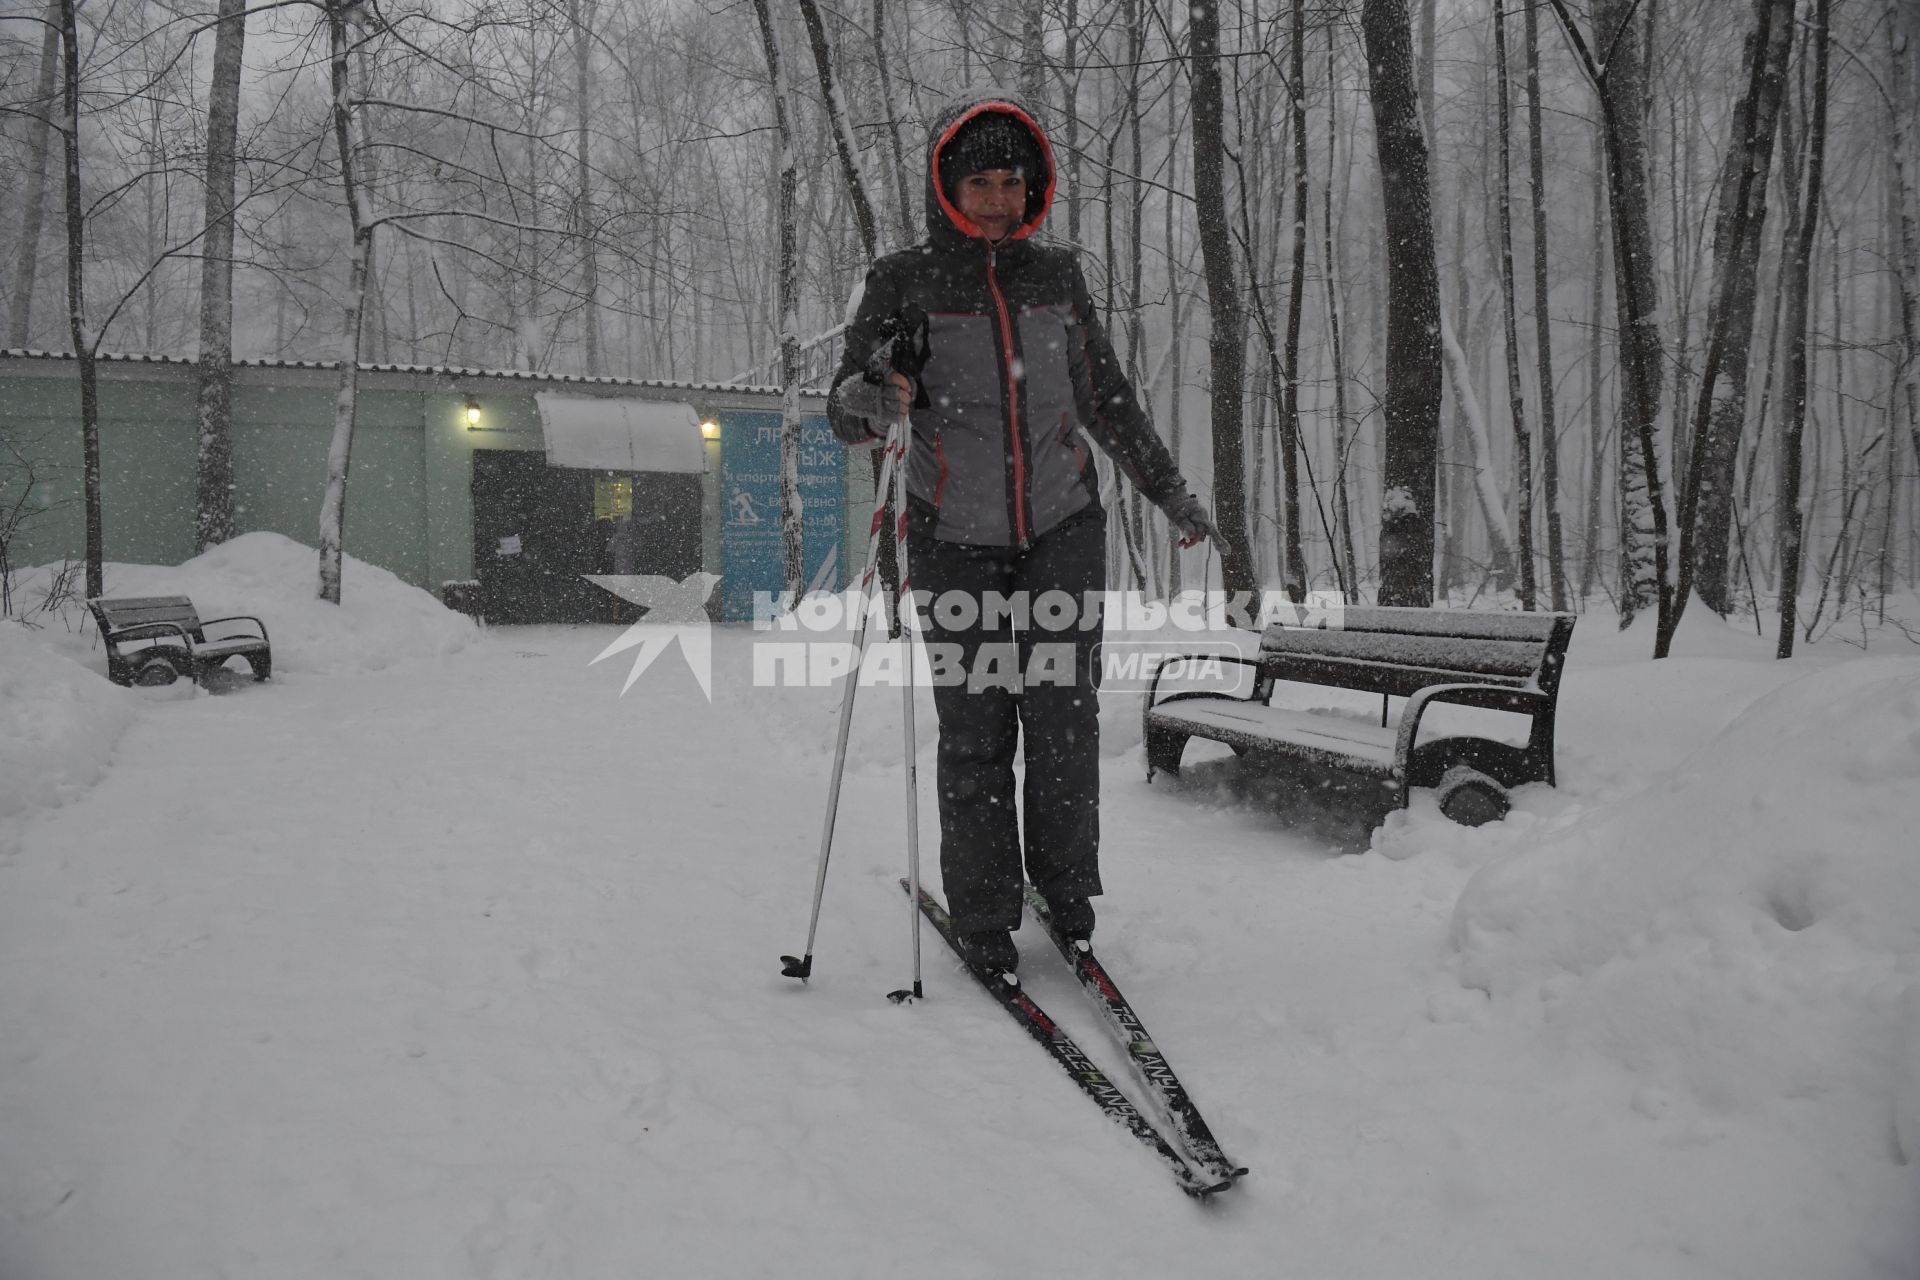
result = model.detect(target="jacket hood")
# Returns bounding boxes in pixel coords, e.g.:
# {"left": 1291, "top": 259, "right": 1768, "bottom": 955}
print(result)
{"left": 924, "top": 95, "right": 1057, "bottom": 248}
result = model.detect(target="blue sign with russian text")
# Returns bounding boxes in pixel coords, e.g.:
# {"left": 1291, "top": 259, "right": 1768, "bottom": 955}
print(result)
{"left": 719, "top": 411, "right": 844, "bottom": 621}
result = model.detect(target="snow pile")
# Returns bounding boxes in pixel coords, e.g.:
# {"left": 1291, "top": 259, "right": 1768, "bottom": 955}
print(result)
{"left": 14, "top": 532, "right": 478, "bottom": 677}
{"left": 1452, "top": 656, "right": 1920, "bottom": 1165}
{"left": 0, "top": 625, "right": 135, "bottom": 840}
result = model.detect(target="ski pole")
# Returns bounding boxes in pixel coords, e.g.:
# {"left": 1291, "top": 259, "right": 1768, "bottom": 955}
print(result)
{"left": 780, "top": 418, "right": 905, "bottom": 983}
{"left": 886, "top": 422, "right": 924, "bottom": 1004}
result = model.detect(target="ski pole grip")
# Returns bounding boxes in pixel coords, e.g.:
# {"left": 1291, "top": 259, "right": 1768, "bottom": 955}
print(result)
{"left": 865, "top": 304, "right": 932, "bottom": 408}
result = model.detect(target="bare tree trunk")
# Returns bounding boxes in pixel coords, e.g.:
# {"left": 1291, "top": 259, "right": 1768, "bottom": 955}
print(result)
{"left": 1553, "top": 0, "right": 1671, "bottom": 636}
{"left": 1276, "top": 0, "right": 1310, "bottom": 600}
{"left": 1166, "top": 97, "right": 1187, "bottom": 599}
{"left": 872, "top": 0, "right": 914, "bottom": 247}
{"left": 1600, "top": 0, "right": 1669, "bottom": 634}
{"left": 568, "top": 0, "right": 602, "bottom": 375}
{"left": 56, "top": 0, "right": 101, "bottom": 600}
{"left": 1417, "top": 0, "right": 1445, "bottom": 594}
{"left": 1580, "top": 124, "right": 1610, "bottom": 602}
{"left": 1667, "top": 81, "right": 1695, "bottom": 492}
{"left": 1190, "top": 0, "right": 1256, "bottom": 594}
{"left": 1776, "top": 0, "right": 1830, "bottom": 658}
{"left": 1888, "top": 0, "right": 1920, "bottom": 477}
{"left": 1363, "top": 0, "right": 1442, "bottom": 607}
{"left": 1108, "top": 91, "right": 1147, "bottom": 591}
{"left": 1880, "top": 138, "right": 1906, "bottom": 617}
{"left": 797, "top": 0, "right": 901, "bottom": 622}
{"left": 1523, "top": 0, "right": 1566, "bottom": 609}
{"left": 1417, "top": 0, "right": 1437, "bottom": 156}
{"left": 1440, "top": 317, "right": 1519, "bottom": 574}
{"left": 194, "top": 0, "right": 246, "bottom": 553}
{"left": 753, "top": 0, "right": 806, "bottom": 599}
{"left": 1667, "top": 0, "right": 1793, "bottom": 647}
{"left": 356, "top": 100, "right": 390, "bottom": 367}
{"left": 1438, "top": 179, "right": 1469, "bottom": 595}
{"left": 1019, "top": 5, "right": 1045, "bottom": 105}
{"left": 1494, "top": 0, "right": 1536, "bottom": 608}
{"left": 1325, "top": 27, "right": 1358, "bottom": 595}
{"left": 7, "top": 1, "right": 59, "bottom": 349}
{"left": 1124, "top": 0, "right": 1155, "bottom": 596}
{"left": 317, "top": 0, "right": 372, "bottom": 605}
{"left": 797, "top": 0, "right": 878, "bottom": 257}
{"left": 1061, "top": 0, "right": 1082, "bottom": 249}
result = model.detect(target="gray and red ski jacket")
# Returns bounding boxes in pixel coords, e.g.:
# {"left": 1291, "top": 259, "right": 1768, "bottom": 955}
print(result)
{"left": 827, "top": 96, "right": 1188, "bottom": 549}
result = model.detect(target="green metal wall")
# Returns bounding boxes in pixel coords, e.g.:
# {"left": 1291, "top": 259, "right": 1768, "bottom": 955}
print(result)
{"left": 2, "top": 375, "right": 430, "bottom": 585}
{"left": 0, "top": 369, "right": 759, "bottom": 593}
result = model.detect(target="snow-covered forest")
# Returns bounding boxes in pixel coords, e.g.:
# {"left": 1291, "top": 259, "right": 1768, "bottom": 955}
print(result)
{"left": 4, "top": 0, "right": 1917, "bottom": 641}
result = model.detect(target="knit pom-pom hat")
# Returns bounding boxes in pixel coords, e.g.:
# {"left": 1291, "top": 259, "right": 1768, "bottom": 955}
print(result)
{"left": 937, "top": 111, "right": 1043, "bottom": 198}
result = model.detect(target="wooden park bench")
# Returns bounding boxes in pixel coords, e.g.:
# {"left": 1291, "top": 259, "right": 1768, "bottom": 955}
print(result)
{"left": 88, "top": 596, "right": 272, "bottom": 688}
{"left": 1142, "top": 606, "right": 1575, "bottom": 826}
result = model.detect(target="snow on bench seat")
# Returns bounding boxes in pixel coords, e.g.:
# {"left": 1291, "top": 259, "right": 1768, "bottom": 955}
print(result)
{"left": 1149, "top": 697, "right": 1400, "bottom": 774}
{"left": 193, "top": 637, "right": 271, "bottom": 659}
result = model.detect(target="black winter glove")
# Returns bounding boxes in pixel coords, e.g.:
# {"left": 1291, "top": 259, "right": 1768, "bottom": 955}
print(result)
{"left": 827, "top": 375, "right": 909, "bottom": 445}
{"left": 1165, "top": 493, "right": 1224, "bottom": 549}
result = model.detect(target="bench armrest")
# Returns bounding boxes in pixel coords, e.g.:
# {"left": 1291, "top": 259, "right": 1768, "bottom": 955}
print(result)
{"left": 1143, "top": 652, "right": 1265, "bottom": 711}
{"left": 199, "top": 614, "right": 269, "bottom": 644}
{"left": 1393, "top": 682, "right": 1550, "bottom": 774}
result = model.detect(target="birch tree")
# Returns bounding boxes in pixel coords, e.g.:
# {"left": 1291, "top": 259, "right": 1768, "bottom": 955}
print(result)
{"left": 193, "top": 0, "right": 247, "bottom": 552}
{"left": 1439, "top": 320, "right": 1518, "bottom": 574}
{"left": 316, "top": 0, "right": 375, "bottom": 606}
{"left": 55, "top": 0, "right": 102, "bottom": 599}
{"left": 1323, "top": 26, "right": 1359, "bottom": 594}
{"left": 1776, "top": 0, "right": 1830, "bottom": 657}
{"left": 751, "top": 0, "right": 805, "bottom": 600}
{"left": 1493, "top": 0, "right": 1535, "bottom": 608}
{"left": 1552, "top": 0, "right": 1672, "bottom": 636}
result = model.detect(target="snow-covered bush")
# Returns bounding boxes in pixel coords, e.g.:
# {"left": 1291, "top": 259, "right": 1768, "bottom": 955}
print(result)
{"left": 0, "top": 624, "right": 136, "bottom": 840}
{"left": 1452, "top": 657, "right": 1920, "bottom": 1162}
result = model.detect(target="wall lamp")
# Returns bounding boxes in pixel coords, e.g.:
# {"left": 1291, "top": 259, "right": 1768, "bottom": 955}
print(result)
{"left": 465, "top": 399, "right": 483, "bottom": 429}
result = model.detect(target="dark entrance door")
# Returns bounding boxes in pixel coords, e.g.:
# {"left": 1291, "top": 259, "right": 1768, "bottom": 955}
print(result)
{"left": 471, "top": 451, "right": 703, "bottom": 624}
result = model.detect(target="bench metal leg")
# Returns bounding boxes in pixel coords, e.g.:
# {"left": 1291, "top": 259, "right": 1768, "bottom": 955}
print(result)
{"left": 1435, "top": 764, "right": 1510, "bottom": 826}
{"left": 1144, "top": 726, "right": 1188, "bottom": 782}
{"left": 1527, "top": 710, "right": 1557, "bottom": 786}
{"left": 192, "top": 650, "right": 272, "bottom": 686}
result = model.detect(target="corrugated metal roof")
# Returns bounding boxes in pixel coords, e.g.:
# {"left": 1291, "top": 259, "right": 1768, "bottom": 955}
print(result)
{"left": 0, "top": 348, "right": 830, "bottom": 399}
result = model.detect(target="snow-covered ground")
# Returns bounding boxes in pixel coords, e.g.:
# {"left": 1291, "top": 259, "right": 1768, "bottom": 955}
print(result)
{"left": 2, "top": 540, "right": 1916, "bottom": 1278}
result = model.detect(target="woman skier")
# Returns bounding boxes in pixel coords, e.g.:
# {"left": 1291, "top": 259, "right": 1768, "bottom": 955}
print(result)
{"left": 827, "top": 95, "right": 1219, "bottom": 975}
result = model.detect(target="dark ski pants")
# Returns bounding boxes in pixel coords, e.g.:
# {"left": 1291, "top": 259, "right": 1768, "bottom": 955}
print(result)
{"left": 908, "top": 507, "right": 1106, "bottom": 935}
